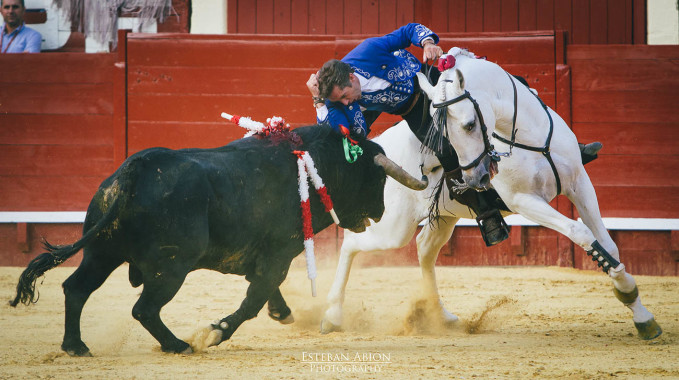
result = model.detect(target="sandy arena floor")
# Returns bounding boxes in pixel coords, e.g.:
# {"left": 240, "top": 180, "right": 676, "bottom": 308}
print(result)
{"left": 1, "top": 259, "right": 677, "bottom": 379}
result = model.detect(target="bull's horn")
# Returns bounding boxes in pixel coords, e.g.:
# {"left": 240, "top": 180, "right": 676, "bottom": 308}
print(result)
{"left": 374, "top": 153, "right": 428, "bottom": 190}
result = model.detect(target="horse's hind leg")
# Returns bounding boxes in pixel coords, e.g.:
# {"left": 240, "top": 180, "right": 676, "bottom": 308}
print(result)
{"left": 508, "top": 179, "right": 661, "bottom": 339}
{"left": 321, "top": 219, "right": 419, "bottom": 334}
{"left": 62, "top": 252, "right": 123, "bottom": 356}
{"left": 415, "top": 216, "right": 459, "bottom": 325}
{"left": 320, "top": 233, "right": 363, "bottom": 334}
{"left": 568, "top": 171, "right": 661, "bottom": 339}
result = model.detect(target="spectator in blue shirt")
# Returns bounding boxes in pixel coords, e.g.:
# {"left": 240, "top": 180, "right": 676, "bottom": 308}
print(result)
{"left": 1, "top": 0, "right": 41, "bottom": 53}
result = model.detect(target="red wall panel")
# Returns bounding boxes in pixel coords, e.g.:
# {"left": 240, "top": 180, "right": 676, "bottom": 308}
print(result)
{"left": 0, "top": 54, "right": 116, "bottom": 212}
{"left": 569, "top": 45, "right": 679, "bottom": 221}
{"left": 2, "top": 30, "right": 676, "bottom": 276}
{"left": 226, "top": 0, "right": 645, "bottom": 44}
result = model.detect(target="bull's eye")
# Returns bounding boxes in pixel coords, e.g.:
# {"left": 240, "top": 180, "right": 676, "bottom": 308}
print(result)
{"left": 463, "top": 120, "right": 475, "bottom": 132}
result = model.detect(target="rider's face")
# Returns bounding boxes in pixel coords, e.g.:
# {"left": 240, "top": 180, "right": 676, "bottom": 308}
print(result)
{"left": 328, "top": 74, "right": 362, "bottom": 106}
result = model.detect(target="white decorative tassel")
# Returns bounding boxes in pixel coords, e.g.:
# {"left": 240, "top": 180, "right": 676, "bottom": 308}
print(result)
{"left": 300, "top": 152, "right": 340, "bottom": 225}
{"left": 221, "top": 112, "right": 266, "bottom": 137}
{"left": 297, "top": 155, "right": 317, "bottom": 297}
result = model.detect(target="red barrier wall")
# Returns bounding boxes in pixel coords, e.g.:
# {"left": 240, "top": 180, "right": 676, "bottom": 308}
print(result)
{"left": 227, "top": 0, "right": 646, "bottom": 44}
{"left": 0, "top": 54, "right": 118, "bottom": 211}
{"left": 1, "top": 33, "right": 677, "bottom": 275}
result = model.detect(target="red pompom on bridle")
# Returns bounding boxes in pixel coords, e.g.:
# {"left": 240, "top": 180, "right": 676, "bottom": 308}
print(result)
{"left": 438, "top": 55, "right": 456, "bottom": 72}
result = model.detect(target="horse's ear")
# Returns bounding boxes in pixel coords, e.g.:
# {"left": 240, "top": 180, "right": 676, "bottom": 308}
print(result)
{"left": 416, "top": 72, "right": 436, "bottom": 100}
{"left": 455, "top": 69, "right": 465, "bottom": 92}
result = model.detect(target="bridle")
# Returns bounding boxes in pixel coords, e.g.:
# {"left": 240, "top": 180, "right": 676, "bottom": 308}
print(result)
{"left": 431, "top": 71, "right": 562, "bottom": 195}
{"left": 431, "top": 82, "right": 509, "bottom": 171}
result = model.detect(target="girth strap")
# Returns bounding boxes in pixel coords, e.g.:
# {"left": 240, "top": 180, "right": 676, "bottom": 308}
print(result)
{"left": 492, "top": 72, "right": 562, "bottom": 195}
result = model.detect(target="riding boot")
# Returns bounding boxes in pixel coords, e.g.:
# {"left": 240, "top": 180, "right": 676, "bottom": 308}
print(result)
{"left": 444, "top": 169, "right": 510, "bottom": 247}
{"left": 579, "top": 142, "right": 603, "bottom": 165}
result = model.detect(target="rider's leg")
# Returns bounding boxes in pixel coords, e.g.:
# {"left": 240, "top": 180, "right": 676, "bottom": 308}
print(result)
{"left": 443, "top": 168, "right": 509, "bottom": 246}
{"left": 403, "top": 91, "right": 509, "bottom": 246}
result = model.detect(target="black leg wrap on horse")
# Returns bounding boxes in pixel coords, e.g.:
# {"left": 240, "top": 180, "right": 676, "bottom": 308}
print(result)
{"left": 587, "top": 240, "right": 621, "bottom": 274}
{"left": 613, "top": 285, "right": 639, "bottom": 305}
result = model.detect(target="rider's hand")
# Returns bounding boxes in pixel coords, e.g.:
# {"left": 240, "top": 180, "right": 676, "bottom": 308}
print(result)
{"left": 422, "top": 41, "right": 444, "bottom": 63}
{"left": 307, "top": 72, "right": 320, "bottom": 97}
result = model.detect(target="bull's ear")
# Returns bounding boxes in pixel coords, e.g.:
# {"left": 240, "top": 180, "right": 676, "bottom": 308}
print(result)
{"left": 417, "top": 72, "right": 436, "bottom": 100}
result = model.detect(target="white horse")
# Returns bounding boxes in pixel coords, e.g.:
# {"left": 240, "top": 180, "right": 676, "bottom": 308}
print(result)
{"left": 321, "top": 48, "right": 662, "bottom": 340}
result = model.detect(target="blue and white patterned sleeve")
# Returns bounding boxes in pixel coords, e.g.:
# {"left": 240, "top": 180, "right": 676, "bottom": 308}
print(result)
{"left": 318, "top": 102, "right": 368, "bottom": 137}
{"left": 375, "top": 23, "right": 439, "bottom": 51}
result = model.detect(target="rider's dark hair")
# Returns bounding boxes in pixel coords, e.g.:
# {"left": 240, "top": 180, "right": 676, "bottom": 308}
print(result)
{"left": 317, "top": 59, "right": 354, "bottom": 100}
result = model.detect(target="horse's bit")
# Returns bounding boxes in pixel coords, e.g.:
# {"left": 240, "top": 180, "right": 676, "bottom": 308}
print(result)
{"left": 431, "top": 72, "right": 562, "bottom": 195}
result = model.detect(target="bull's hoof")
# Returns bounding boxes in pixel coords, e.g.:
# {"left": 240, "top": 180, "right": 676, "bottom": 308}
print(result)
{"left": 62, "top": 341, "right": 92, "bottom": 357}
{"left": 320, "top": 318, "right": 343, "bottom": 335}
{"left": 635, "top": 318, "right": 663, "bottom": 340}
{"left": 161, "top": 340, "right": 192, "bottom": 354}
{"left": 268, "top": 310, "right": 294, "bottom": 324}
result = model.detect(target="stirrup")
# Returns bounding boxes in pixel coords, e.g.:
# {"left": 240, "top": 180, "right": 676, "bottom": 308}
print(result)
{"left": 476, "top": 209, "right": 510, "bottom": 247}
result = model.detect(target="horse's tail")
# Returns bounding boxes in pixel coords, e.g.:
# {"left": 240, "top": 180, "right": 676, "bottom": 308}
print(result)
{"left": 9, "top": 158, "right": 137, "bottom": 307}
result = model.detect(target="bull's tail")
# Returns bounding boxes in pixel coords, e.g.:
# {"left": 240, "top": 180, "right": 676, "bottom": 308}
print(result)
{"left": 10, "top": 160, "right": 136, "bottom": 307}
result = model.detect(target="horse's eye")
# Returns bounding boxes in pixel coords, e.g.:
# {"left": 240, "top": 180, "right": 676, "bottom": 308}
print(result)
{"left": 463, "top": 120, "right": 475, "bottom": 132}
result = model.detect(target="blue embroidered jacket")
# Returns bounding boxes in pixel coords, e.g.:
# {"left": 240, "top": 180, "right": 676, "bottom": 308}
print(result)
{"left": 317, "top": 23, "right": 438, "bottom": 136}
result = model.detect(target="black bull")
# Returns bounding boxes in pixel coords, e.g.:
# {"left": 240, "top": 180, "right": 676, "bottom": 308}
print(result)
{"left": 10, "top": 125, "right": 427, "bottom": 356}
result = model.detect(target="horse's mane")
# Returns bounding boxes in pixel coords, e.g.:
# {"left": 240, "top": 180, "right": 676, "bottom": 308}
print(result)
{"left": 447, "top": 47, "right": 478, "bottom": 60}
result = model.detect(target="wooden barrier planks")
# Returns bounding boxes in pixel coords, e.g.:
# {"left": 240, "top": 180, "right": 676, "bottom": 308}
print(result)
{"left": 126, "top": 32, "right": 559, "bottom": 154}
{"left": 126, "top": 34, "right": 335, "bottom": 154}
{"left": 569, "top": 45, "right": 679, "bottom": 219}
{"left": 0, "top": 53, "right": 117, "bottom": 211}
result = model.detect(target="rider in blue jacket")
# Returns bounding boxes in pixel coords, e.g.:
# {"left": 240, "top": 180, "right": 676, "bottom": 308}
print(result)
{"left": 307, "top": 23, "right": 600, "bottom": 246}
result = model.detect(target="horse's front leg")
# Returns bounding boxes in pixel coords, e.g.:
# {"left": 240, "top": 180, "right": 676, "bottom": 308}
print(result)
{"left": 567, "top": 171, "right": 661, "bottom": 340}
{"left": 505, "top": 189, "right": 661, "bottom": 340}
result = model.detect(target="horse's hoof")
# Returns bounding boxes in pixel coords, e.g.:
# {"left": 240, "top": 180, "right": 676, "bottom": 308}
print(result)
{"left": 320, "top": 319, "right": 343, "bottom": 335}
{"left": 442, "top": 311, "right": 460, "bottom": 326}
{"left": 635, "top": 318, "right": 663, "bottom": 340}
